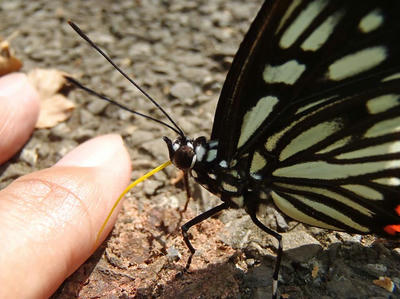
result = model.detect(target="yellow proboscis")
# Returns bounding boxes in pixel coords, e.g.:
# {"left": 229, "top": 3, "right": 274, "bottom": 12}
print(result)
{"left": 95, "top": 160, "right": 172, "bottom": 246}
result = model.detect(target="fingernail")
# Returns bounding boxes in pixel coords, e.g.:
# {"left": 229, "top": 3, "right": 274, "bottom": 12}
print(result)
{"left": 56, "top": 134, "right": 126, "bottom": 168}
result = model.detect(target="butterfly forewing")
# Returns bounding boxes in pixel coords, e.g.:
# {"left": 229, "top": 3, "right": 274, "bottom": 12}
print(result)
{"left": 208, "top": 0, "right": 400, "bottom": 236}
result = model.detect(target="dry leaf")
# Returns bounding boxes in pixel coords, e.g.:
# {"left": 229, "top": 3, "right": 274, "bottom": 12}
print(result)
{"left": 372, "top": 276, "right": 394, "bottom": 292}
{"left": 311, "top": 265, "right": 319, "bottom": 278}
{"left": 0, "top": 39, "right": 23, "bottom": 76}
{"left": 28, "top": 68, "right": 75, "bottom": 129}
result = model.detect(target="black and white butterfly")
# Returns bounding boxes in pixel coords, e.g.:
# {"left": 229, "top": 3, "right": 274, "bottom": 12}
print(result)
{"left": 69, "top": 0, "right": 400, "bottom": 298}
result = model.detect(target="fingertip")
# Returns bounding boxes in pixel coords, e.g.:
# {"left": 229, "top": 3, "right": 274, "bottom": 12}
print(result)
{"left": 0, "top": 135, "right": 132, "bottom": 297}
{"left": 0, "top": 72, "right": 40, "bottom": 164}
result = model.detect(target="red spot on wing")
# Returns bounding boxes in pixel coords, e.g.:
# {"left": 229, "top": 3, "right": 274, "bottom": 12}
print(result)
{"left": 384, "top": 224, "right": 400, "bottom": 235}
{"left": 395, "top": 205, "right": 400, "bottom": 216}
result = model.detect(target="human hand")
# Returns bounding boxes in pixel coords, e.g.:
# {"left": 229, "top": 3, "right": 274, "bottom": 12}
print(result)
{"left": 0, "top": 73, "right": 131, "bottom": 298}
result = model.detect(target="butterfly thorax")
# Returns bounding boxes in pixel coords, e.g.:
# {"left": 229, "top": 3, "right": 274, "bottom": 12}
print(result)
{"left": 164, "top": 136, "right": 272, "bottom": 209}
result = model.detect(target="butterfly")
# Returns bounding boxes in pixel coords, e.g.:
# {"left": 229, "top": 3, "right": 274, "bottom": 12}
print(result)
{"left": 68, "top": 0, "right": 400, "bottom": 298}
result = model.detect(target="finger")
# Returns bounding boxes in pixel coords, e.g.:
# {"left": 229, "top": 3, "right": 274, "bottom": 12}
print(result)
{"left": 0, "top": 72, "right": 40, "bottom": 164}
{"left": 0, "top": 134, "right": 131, "bottom": 298}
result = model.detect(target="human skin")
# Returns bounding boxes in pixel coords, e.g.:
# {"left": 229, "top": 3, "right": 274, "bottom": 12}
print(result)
{"left": 0, "top": 73, "right": 131, "bottom": 298}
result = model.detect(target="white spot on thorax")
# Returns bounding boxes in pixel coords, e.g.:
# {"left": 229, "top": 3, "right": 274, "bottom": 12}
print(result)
{"left": 359, "top": 9, "right": 383, "bottom": 33}
{"left": 280, "top": 0, "right": 329, "bottom": 49}
{"left": 195, "top": 145, "right": 206, "bottom": 161}
{"left": 208, "top": 140, "right": 218, "bottom": 148}
{"left": 327, "top": 46, "right": 387, "bottom": 81}
{"left": 238, "top": 96, "right": 279, "bottom": 148}
{"left": 263, "top": 60, "right": 306, "bottom": 84}
{"left": 172, "top": 143, "right": 180, "bottom": 151}
{"left": 301, "top": 9, "right": 344, "bottom": 51}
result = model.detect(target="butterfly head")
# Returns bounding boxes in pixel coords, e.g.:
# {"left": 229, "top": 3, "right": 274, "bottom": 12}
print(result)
{"left": 163, "top": 136, "right": 196, "bottom": 171}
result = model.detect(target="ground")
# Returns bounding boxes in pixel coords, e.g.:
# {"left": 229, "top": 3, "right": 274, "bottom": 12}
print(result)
{"left": 1, "top": 1, "right": 400, "bottom": 298}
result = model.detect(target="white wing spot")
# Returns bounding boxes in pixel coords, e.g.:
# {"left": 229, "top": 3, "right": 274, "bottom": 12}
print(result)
{"left": 276, "top": 0, "right": 302, "bottom": 34}
{"left": 291, "top": 193, "right": 370, "bottom": 232}
{"left": 222, "top": 182, "right": 238, "bottom": 193}
{"left": 219, "top": 160, "right": 228, "bottom": 168}
{"left": 336, "top": 141, "right": 400, "bottom": 160}
{"left": 238, "top": 96, "right": 279, "bottom": 148}
{"left": 382, "top": 73, "right": 400, "bottom": 82}
{"left": 274, "top": 160, "right": 399, "bottom": 180}
{"left": 274, "top": 183, "right": 374, "bottom": 217}
{"left": 373, "top": 177, "right": 400, "bottom": 186}
{"left": 250, "top": 151, "right": 267, "bottom": 174}
{"left": 271, "top": 191, "right": 342, "bottom": 230}
{"left": 231, "top": 196, "right": 244, "bottom": 207}
{"left": 295, "top": 95, "right": 336, "bottom": 114}
{"left": 341, "top": 184, "right": 383, "bottom": 200}
{"left": 280, "top": 0, "right": 329, "bottom": 49}
{"left": 206, "top": 149, "right": 217, "bottom": 162}
{"left": 359, "top": 9, "right": 384, "bottom": 33}
{"left": 191, "top": 170, "right": 198, "bottom": 178}
{"left": 327, "top": 46, "right": 387, "bottom": 81}
{"left": 367, "top": 94, "right": 400, "bottom": 114}
{"left": 208, "top": 173, "right": 217, "bottom": 180}
{"left": 263, "top": 60, "right": 306, "bottom": 85}
{"left": 301, "top": 9, "right": 344, "bottom": 51}
{"left": 365, "top": 116, "right": 400, "bottom": 138}
{"left": 280, "top": 119, "right": 341, "bottom": 161}
{"left": 317, "top": 136, "right": 352, "bottom": 154}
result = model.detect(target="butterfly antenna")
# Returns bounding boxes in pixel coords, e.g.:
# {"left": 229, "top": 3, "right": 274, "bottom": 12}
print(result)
{"left": 68, "top": 20, "right": 185, "bottom": 137}
{"left": 66, "top": 76, "right": 182, "bottom": 135}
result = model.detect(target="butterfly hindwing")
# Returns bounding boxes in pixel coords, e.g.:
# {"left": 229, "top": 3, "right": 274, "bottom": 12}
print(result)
{"left": 209, "top": 0, "right": 400, "bottom": 236}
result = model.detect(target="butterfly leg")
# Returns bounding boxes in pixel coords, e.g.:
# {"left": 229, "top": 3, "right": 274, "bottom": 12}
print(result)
{"left": 248, "top": 210, "right": 283, "bottom": 299}
{"left": 181, "top": 171, "right": 191, "bottom": 213}
{"left": 181, "top": 201, "right": 229, "bottom": 271}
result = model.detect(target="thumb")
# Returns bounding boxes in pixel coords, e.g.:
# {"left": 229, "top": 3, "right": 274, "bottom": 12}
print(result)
{"left": 0, "top": 72, "right": 40, "bottom": 164}
{"left": 0, "top": 134, "right": 131, "bottom": 298}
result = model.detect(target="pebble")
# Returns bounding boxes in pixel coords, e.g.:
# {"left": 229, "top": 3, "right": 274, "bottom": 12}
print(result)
{"left": 170, "top": 82, "right": 196, "bottom": 100}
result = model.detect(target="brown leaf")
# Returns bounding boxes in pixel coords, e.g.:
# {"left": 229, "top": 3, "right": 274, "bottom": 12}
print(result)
{"left": 0, "top": 39, "right": 23, "bottom": 76}
{"left": 372, "top": 276, "right": 394, "bottom": 292}
{"left": 28, "top": 68, "right": 75, "bottom": 129}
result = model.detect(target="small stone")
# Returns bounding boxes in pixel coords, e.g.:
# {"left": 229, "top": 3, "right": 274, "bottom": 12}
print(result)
{"left": 363, "top": 264, "right": 387, "bottom": 277}
{"left": 279, "top": 231, "right": 322, "bottom": 263}
{"left": 86, "top": 100, "right": 108, "bottom": 115}
{"left": 143, "top": 179, "right": 164, "bottom": 196}
{"left": 166, "top": 246, "right": 181, "bottom": 261}
{"left": 170, "top": 82, "right": 195, "bottom": 100}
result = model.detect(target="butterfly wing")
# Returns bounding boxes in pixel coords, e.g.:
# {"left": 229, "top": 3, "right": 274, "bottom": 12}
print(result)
{"left": 211, "top": 0, "right": 400, "bottom": 235}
